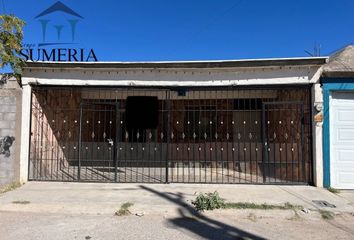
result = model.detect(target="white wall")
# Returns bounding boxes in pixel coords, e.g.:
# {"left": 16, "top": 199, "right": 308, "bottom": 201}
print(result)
{"left": 22, "top": 65, "right": 321, "bottom": 86}
{"left": 312, "top": 83, "right": 324, "bottom": 187}
{"left": 19, "top": 85, "right": 31, "bottom": 183}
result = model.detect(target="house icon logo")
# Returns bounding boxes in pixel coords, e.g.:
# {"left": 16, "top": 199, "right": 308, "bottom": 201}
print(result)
{"left": 20, "top": 1, "right": 98, "bottom": 62}
{"left": 35, "top": 1, "right": 83, "bottom": 46}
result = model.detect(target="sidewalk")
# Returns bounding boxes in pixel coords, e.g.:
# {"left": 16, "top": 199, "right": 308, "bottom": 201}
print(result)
{"left": 0, "top": 182, "right": 353, "bottom": 215}
{"left": 1, "top": 182, "right": 354, "bottom": 240}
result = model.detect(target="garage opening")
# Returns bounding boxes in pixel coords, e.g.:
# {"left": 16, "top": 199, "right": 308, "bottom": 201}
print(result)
{"left": 28, "top": 86, "right": 313, "bottom": 184}
{"left": 329, "top": 91, "right": 354, "bottom": 189}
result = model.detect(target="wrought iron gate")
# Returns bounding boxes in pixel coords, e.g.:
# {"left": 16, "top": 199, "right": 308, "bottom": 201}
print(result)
{"left": 262, "top": 102, "right": 305, "bottom": 183}
{"left": 29, "top": 87, "right": 313, "bottom": 184}
{"left": 78, "top": 103, "right": 117, "bottom": 181}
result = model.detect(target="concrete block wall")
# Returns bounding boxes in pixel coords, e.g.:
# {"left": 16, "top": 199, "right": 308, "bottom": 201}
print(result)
{"left": 0, "top": 79, "right": 22, "bottom": 187}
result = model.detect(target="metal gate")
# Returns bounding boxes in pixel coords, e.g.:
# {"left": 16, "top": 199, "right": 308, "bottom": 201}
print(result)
{"left": 262, "top": 102, "right": 305, "bottom": 183}
{"left": 29, "top": 87, "right": 313, "bottom": 184}
{"left": 78, "top": 103, "right": 117, "bottom": 181}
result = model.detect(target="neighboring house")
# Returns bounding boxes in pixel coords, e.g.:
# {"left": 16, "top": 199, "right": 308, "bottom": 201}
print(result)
{"left": 18, "top": 57, "right": 327, "bottom": 185}
{"left": 322, "top": 45, "right": 354, "bottom": 189}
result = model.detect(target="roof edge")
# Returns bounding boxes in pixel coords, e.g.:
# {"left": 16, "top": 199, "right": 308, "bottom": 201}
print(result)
{"left": 23, "top": 57, "right": 328, "bottom": 70}
{"left": 322, "top": 71, "right": 354, "bottom": 78}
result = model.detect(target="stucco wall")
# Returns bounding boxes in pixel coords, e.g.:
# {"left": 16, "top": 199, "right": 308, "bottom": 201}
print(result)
{"left": 0, "top": 79, "right": 22, "bottom": 187}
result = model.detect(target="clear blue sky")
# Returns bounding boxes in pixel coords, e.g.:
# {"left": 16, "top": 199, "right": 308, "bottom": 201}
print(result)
{"left": 2, "top": 0, "right": 354, "bottom": 61}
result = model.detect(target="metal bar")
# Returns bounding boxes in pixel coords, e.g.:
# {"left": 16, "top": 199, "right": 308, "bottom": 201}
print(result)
{"left": 301, "top": 104, "right": 305, "bottom": 182}
{"left": 285, "top": 104, "right": 289, "bottom": 183}
{"left": 262, "top": 102, "right": 267, "bottom": 183}
{"left": 166, "top": 90, "right": 170, "bottom": 183}
{"left": 77, "top": 103, "right": 83, "bottom": 181}
{"left": 27, "top": 89, "right": 33, "bottom": 180}
{"left": 114, "top": 103, "right": 119, "bottom": 182}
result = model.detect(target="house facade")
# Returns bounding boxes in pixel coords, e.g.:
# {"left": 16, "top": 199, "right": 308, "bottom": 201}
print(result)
{"left": 322, "top": 45, "right": 354, "bottom": 189}
{"left": 13, "top": 57, "right": 327, "bottom": 185}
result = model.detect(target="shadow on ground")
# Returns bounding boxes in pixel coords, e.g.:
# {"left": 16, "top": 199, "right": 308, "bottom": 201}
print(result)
{"left": 140, "top": 185, "right": 265, "bottom": 240}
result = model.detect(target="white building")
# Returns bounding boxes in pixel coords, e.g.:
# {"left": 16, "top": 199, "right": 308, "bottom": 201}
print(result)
{"left": 14, "top": 57, "right": 327, "bottom": 185}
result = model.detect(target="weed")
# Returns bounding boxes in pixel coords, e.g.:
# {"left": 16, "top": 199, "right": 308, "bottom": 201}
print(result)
{"left": 327, "top": 187, "right": 340, "bottom": 194}
{"left": 223, "top": 202, "right": 302, "bottom": 210}
{"left": 192, "top": 192, "right": 303, "bottom": 212}
{"left": 12, "top": 200, "right": 30, "bottom": 204}
{"left": 0, "top": 182, "right": 22, "bottom": 194}
{"left": 319, "top": 210, "right": 334, "bottom": 220}
{"left": 192, "top": 191, "right": 225, "bottom": 211}
{"left": 115, "top": 202, "right": 134, "bottom": 216}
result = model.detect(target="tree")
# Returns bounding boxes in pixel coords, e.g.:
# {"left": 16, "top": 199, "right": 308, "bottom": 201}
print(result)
{"left": 0, "top": 14, "right": 25, "bottom": 83}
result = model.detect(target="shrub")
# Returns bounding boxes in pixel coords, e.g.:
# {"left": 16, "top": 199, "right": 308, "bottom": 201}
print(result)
{"left": 115, "top": 202, "right": 134, "bottom": 216}
{"left": 319, "top": 210, "right": 334, "bottom": 220}
{"left": 192, "top": 191, "right": 225, "bottom": 211}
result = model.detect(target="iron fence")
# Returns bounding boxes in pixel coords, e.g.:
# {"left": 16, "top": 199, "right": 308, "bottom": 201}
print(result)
{"left": 29, "top": 86, "right": 313, "bottom": 184}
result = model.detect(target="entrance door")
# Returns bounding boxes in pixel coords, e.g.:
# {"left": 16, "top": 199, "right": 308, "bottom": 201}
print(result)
{"left": 78, "top": 103, "right": 117, "bottom": 181}
{"left": 330, "top": 92, "right": 354, "bottom": 189}
{"left": 262, "top": 102, "right": 305, "bottom": 183}
{"left": 78, "top": 94, "right": 169, "bottom": 183}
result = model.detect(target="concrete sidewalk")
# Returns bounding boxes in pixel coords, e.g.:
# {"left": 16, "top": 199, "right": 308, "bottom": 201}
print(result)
{"left": 0, "top": 182, "right": 353, "bottom": 216}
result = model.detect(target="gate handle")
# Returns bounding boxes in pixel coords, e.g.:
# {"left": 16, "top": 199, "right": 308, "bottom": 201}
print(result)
{"left": 107, "top": 139, "right": 114, "bottom": 146}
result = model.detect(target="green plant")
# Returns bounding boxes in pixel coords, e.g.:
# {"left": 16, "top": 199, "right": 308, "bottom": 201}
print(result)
{"left": 319, "top": 210, "right": 334, "bottom": 220}
{"left": 327, "top": 187, "right": 340, "bottom": 194}
{"left": 12, "top": 200, "right": 30, "bottom": 204}
{"left": 192, "top": 191, "right": 225, "bottom": 211}
{"left": 115, "top": 202, "right": 134, "bottom": 216}
{"left": 223, "top": 202, "right": 302, "bottom": 210}
{"left": 0, "top": 14, "right": 26, "bottom": 83}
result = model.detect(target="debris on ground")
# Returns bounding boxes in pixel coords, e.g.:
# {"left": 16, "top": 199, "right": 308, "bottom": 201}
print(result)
{"left": 301, "top": 208, "right": 310, "bottom": 214}
{"left": 135, "top": 212, "right": 145, "bottom": 217}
